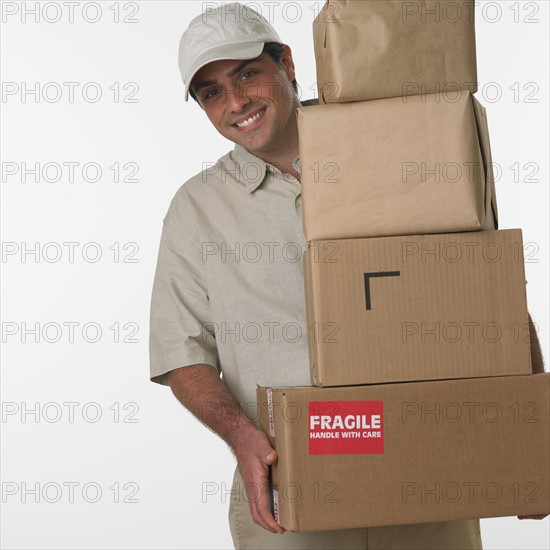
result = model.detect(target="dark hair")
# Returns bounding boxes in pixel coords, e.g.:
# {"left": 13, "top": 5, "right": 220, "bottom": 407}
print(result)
{"left": 262, "top": 42, "right": 299, "bottom": 94}
{"left": 189, "top": 42, "right": 299, "bottom": 103}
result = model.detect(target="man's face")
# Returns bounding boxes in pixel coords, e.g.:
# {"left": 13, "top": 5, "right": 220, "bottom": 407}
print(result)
{"left": 190, "top": 47, "right": 299, "bottom": 157}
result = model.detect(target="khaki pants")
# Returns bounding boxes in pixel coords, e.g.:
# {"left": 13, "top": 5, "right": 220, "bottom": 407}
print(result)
{"left": 228, "top": 467, "right": 482, "bottom": 550}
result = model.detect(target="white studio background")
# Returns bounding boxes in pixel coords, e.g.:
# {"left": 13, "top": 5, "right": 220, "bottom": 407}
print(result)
{"left": 0, "top": 1, "right": 548, "bottom": 549}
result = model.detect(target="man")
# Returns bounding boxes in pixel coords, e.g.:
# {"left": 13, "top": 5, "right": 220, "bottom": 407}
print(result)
{"left": 149, "top": 3, "right": 546, "bottom": 549}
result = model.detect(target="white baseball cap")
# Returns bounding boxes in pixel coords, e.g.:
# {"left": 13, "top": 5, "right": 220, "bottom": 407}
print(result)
{"left": 178, "top": 2, "right": 283, "bottom": 101}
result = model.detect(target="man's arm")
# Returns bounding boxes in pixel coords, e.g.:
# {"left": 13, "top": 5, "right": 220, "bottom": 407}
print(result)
{"left": 167, "top": 364, "right": 284, "bottom": 534}
{"left": 149, "top": 192, "right": 283, "bottom": 533}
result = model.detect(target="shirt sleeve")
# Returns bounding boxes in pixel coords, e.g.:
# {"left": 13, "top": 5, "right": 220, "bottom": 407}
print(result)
{"left": 149, "top": 189, "right": 220, "bottom": 387}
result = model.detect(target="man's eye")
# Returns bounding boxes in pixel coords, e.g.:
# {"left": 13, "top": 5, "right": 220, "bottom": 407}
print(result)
{"left": 241, "top": 71, "right": 257, "bottom": 81}
{"left": 204, "top": 88, "right": 221, "bottom": 100}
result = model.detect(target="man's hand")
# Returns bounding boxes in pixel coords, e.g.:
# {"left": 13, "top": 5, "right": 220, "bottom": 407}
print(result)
{"left": 167, "top": 364, "right": 284, "bottom": 534}
{"left": 233, "top": 427, "right": 285, "bottom": 534}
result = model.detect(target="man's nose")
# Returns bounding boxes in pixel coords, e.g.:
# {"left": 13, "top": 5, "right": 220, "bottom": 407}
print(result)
{"left": 226, "top": 83, "right": 260, "bottom": 112}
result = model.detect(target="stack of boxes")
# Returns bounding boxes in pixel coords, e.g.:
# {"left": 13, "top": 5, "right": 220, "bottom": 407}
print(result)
{"left": 257, "top": 0, "right": 549, "bottom": 532}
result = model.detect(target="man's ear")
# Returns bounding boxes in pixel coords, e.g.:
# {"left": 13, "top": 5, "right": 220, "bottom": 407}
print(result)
{"left": 280, "top": 44, "right": 296, "bottom": 83}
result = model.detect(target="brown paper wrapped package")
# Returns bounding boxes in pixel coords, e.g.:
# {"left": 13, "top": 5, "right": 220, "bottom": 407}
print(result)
{"left": 314, "top": 0, "right": 478, "bottom": 103}
{"left": 297, "top": 91, "right": 498, "bottom": 241}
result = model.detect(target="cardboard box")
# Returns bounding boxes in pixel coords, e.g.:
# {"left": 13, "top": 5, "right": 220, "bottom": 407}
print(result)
{"left": 304, "top": 230, "right": 532, "bottom": 387}
{"left": 258, "top": 374, "right": 550, "bottom": 532}
{"left": 297, "top": 91, "right": 498, "bottom": 241}
{"left": 314, "top": 0, "right": 478, "bottom": 103}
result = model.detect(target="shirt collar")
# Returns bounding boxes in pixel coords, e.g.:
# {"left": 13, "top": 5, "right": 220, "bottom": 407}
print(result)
{"left": 229, "top": 143, "right": 268, "bottom": 194}
{"left": 229, "top": 143, "right": 300, "bottom": 194}
{"left": 292, "top": 156, "right": 301, "bottom": 174}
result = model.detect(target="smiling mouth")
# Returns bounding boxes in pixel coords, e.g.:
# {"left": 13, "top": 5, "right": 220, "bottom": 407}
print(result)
{"left": 233, "top": 107, "right": 267, "bottom": 129}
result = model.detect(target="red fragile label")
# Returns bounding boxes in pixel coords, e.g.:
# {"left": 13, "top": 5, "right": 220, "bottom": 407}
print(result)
{"left": 308, "top": 401, "right": 384, "bottom": 455}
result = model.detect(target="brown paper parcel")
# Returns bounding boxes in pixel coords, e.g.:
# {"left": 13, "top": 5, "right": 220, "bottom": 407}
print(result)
{"left": 304, "top": 230, "right": 532, "bottom": 387}
{"left": 313, "top": 0, "right": 478, "bottom": 103}
{"left": 257, "top": 374, "right": 550, "bottom": 532}
{"left": 298, "top": 91, "right": 497, "bottom": 241}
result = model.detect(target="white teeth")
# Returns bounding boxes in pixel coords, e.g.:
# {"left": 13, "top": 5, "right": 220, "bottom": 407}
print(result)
{"left": 236, "top": 109, "right": 264, "bottom": 128}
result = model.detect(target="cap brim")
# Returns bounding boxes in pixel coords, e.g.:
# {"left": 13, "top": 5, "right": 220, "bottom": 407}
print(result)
{"left": 184, "top": 42, "right": 265, "bottom": 101}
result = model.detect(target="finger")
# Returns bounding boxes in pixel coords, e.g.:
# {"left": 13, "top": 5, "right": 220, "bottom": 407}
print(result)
{"left": 253, "top": 489, "right": 285, "bottom": 534}
{"left": 264, "top": 449, "right": 277, "bottom": 465}
{"left": 251, "top": 502, "right": 282, "bottom": 533}
{"left": 259, "top": 462, "right": 284, "bottom": 533}
{"left": 246, "top": 490, "right": 280, "bottom": 533}
{"left": 244, "top": 476, "right": 283, "bottom": 534}
{"left": 250, "top": 471, "right": 285, "bottom": 534}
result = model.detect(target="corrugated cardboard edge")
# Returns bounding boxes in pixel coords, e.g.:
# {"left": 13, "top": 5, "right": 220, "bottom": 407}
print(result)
{"left": 506, "top": 228, "right": 534, "bottom": 375}
{"left": 471, "top": 93, "right": 499, "bottom": 229}
{"left": 258, "top": 387, "right": 279, "bottom": 523}
{"left": 257, "top": 387, "right": 298, "bottom": 532}
{"left": 303, "top": 246, "right": 321, "bottom": 386}
{"left": 267, "top": 388, "right": 275, "bottom": 437}
{"left": 485, "top": 229, "right": 532, "bottom": 376}
{"left": 279, "top": 390, "right": 301, "bottom": 531}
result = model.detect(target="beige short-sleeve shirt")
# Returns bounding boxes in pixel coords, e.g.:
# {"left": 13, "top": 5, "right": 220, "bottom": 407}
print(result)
{"left": 149, "top": 139, "right": 311, "bottom": 414}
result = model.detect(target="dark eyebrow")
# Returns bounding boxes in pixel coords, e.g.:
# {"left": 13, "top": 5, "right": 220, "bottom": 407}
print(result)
{"left": 192, "top": 59, "right": 257, "bottom": 94}
{"left": 227, "top": 59, "right": 255, "bottom": 78}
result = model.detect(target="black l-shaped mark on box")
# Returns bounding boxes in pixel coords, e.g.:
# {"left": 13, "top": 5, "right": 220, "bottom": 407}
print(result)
{"left": 364, "top": 271, "right": 401, "bottom": 311}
